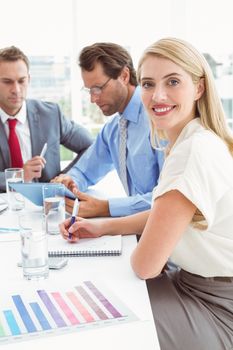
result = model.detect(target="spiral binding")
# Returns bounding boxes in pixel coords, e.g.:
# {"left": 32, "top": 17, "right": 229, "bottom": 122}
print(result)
{"left": 48, "top": 250, "right": 121, "bottom": 257}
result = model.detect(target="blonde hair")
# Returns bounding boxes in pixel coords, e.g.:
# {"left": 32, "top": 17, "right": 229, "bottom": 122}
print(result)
{"left": 137, "top": 37, "right": 233, "bottom": 156}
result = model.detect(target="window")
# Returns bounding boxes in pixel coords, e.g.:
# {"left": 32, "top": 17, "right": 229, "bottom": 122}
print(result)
{"left": 72, "top": 0, "right": 233, "bottom": 130}
{"left": 1, "top": 0, "right": 233, "bottom": 149}
{"left": 1, "top": 0, "right": 73, "bottom": 160}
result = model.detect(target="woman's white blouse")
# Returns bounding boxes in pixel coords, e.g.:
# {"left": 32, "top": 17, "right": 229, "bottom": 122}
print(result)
{"left": 152, "top": 118, "right": 233, "bottom": 277}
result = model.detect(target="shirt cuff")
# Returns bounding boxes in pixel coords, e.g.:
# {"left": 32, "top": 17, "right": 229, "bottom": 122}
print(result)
{"left": 67, "top": 171, "right": 87, "bottom": 192}
{"left": 108, "top": 196, "right": 151, "bottom": 217}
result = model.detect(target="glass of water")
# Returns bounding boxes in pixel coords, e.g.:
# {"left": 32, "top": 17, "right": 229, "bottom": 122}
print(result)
{"left": 42, "top": 184, "right": 65, "bottom": 235}
{"left": 19, "top": 212, "right": 49, "bottom": 280}
{"left": 5, "top": 168, "right": 24, "bottom": 211}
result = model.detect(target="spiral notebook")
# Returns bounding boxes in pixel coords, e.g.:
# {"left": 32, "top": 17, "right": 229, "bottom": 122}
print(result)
{"left": 48, "top": 235, "right": 122, "bottom": 257}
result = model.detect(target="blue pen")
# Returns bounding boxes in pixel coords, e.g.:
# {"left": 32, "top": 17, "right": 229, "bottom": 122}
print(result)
{"left": 68, "top": 198, "right": 79, "bottom": 239}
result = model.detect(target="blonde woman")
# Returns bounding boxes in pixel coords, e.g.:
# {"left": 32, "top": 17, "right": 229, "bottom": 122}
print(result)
{"left": 60, "top": 38, "right": 233, "bottom": 349}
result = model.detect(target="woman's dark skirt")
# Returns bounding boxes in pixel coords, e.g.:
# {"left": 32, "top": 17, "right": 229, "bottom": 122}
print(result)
{"left": 147, "top": 269, "right": 233, "bottom": 350}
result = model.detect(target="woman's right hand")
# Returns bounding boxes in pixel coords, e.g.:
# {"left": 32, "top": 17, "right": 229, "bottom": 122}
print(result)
{"left": 59, "top": 217, "right": 104, "bottom": 243}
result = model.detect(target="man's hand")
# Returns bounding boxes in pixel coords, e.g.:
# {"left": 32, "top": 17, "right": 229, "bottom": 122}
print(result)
{"left": 23, "top": 156, "right": 46, "bottom": 182}
{"left": 65, "top": 190, "right": 110, "bottom": 218}
{"left": 51, "top": 174, "right": 78, "bottom": 193}
{"left": 52, "top": 175, "right": 110, "bottom": 217}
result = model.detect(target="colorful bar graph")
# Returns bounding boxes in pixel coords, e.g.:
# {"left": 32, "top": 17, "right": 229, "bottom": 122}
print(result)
{"left": 85, "top": 281, "right": 122, "bottom": 318}
{"left": 0, "top": 280, "right": 138, "bottom": 345}
{"left": 76, "top": 286, "right": 108, "bottom": 320}
{"left": 37, "top": 290, "right": 66, "bottom": 327}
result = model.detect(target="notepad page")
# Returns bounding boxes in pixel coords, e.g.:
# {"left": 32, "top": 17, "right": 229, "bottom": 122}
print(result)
{"left": 48, "top": 235, "right": 122, "bottom": 256}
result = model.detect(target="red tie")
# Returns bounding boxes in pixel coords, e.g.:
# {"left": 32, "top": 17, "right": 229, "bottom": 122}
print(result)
{"left": 8, "top": 119, "right": 23, "bottom": 168}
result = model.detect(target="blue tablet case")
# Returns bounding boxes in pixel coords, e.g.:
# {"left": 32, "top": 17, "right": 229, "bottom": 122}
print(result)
{"left": 9, "top": 183, "right": 75, "bottom": 206}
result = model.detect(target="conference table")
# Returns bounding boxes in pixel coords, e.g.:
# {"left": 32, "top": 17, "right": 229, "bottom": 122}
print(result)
{"left": 0, "top": 189, "right": 161, "bottom": 350}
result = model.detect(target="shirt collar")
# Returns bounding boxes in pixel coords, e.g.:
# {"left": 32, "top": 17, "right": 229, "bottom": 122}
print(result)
{"left": 119, "top": 86, "right": 142, "bottom": 123}
{"left": 169, "top": 118, "right": 202, "bottom": 153}
{"left": 0, "top": 101, "right": 27, "bottom": 124}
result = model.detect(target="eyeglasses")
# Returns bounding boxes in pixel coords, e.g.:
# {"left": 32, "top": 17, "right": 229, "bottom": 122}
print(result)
{"left": 82, "top": 77, "right": 111, "bottom": 96}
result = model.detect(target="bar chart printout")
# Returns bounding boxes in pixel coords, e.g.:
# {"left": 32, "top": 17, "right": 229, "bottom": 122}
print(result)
{"left": 0, "top": 280, "right": 138, "bottom": 344}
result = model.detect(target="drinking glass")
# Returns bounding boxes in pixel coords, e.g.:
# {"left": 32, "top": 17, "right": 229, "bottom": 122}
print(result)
{"left": 5, "top": 168, "right": 24, "bottom": 211}
{"left": 43, "top": 184, "right": 65, "bottom": 235}
{"left": 19, "top": 212, "right": 49, "bottom": 280}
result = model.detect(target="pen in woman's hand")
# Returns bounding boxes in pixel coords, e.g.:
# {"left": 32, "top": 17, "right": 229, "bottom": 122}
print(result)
{"left": 68, "top": 198, "right": 79, "bottom": 239}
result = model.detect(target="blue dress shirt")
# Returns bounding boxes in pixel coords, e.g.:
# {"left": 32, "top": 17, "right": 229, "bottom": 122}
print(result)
{"left": 68, "top": 86, "right": 164, "bottom": 216}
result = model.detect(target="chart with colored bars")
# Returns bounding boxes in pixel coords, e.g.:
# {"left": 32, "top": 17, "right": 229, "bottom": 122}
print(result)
{"left": 0, "top": 280, "right": 138, "bottom": 344}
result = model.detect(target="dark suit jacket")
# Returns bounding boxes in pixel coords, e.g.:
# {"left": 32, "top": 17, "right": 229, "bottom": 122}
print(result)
{"left": 0, "top": 99, "right": 93, "bottom": 191}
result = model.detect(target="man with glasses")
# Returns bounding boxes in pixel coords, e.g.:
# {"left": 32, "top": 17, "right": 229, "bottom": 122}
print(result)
{"left": 53, "top": 42, "right": 164, "bottom": 217}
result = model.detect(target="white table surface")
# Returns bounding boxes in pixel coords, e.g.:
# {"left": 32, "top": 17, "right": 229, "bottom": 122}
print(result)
{"left": 0, "top": 199, "right": 160, "bottom": 350}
